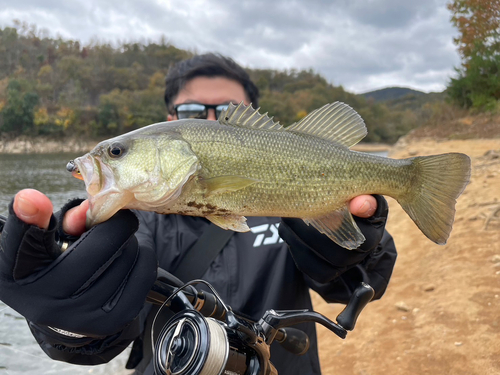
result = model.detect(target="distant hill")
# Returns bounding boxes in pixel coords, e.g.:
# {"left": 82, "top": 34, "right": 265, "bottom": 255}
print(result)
{"left": 360, "top": 87, "right": 427, "bottom": 102}
{"left": 359, "top": 87, "right": 447, "bottom": 113}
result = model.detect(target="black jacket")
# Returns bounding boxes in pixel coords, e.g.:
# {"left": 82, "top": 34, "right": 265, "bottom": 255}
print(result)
{"left": 31, "top": 212, "right": 397, "bottom": 375}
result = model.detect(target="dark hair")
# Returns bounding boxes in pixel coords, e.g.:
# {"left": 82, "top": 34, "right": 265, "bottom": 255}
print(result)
{"left": 164, "top": 53, "right": 260, "bottom": 112}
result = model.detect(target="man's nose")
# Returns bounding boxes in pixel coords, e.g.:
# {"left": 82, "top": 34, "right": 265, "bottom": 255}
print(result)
{"left": 206, "top": 109, "right": 218, "bottom": 121}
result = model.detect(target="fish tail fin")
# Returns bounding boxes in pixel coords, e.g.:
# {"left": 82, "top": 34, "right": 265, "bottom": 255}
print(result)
{"left": 398, "top": 153, "right": 471, "bottom": 245}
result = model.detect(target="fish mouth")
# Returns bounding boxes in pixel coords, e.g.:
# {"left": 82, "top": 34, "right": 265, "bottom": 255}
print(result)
{"left": 72, "top": 154, "right": 111, "bottom": 196}
{"left": 72, "top": 154, "right": 132, "bottom": 227}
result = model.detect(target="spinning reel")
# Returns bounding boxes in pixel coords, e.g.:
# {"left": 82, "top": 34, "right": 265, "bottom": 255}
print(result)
{"left": 147, "top": 269, "right": 375, "bottom": 375}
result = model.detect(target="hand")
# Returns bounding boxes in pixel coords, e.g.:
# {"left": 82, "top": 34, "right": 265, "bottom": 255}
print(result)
{"left": 0, "top": 189, "right": 158, "bottom": 337}
{"left": 12, "top": 188, "right": 87, "bottom": 235}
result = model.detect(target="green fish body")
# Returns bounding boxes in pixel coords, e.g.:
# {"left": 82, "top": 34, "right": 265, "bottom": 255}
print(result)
{"left": 72, "top": 102, "right": 471, "bottom": 249}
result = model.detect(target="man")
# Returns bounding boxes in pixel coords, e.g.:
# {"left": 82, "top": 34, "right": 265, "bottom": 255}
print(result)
{"left": 0, "top": 53, "right": 397, "bottom": 374}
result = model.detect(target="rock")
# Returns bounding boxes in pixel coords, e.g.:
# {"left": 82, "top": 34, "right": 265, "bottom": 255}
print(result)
{"left": 395, "top": 301, "right": 410, "bottom": 312}
{"left": 491, "top": 255, "right": 500, "bottom": 263}
{"left": 422, "top": 284, "right": 436, "bottom": 292}
{"left": 483, "top": 150, "right": 499, "bottom": 159}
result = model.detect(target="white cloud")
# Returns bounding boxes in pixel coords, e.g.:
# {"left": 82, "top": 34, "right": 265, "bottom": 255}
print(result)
{"left": 0, "top": 0, "right": 461, "bottom": 93}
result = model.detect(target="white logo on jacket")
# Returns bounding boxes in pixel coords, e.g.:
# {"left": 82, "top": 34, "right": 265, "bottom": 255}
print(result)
{"left": 250, "top": 223, "right": 284, "bottom": 247}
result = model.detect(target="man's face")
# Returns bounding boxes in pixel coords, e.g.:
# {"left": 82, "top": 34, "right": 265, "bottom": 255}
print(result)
{"left": 168, "top": 76, "right": 249, "bottom": 121}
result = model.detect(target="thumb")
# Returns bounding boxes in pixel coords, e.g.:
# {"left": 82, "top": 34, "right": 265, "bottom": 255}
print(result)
{"left": 0, "top": 190, "right": 58, "bottom": 281}
{"left": 349, "top": 195, "right": 377, "bottom": 219}
{"left": 13, "top": 189, "right": 53, "bottom": 229}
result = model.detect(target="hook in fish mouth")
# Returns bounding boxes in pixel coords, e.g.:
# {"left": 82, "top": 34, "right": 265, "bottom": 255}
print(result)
{"left": 66, "top": 160, "right": 76, "bottom": 172}
{"left": 67, "top": 160, "right": 83, "bottom": 180}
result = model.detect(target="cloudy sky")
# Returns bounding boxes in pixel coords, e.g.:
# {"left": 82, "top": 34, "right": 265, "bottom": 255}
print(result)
{"left": 0, "top": 0, "right": 461, "bottom": 94}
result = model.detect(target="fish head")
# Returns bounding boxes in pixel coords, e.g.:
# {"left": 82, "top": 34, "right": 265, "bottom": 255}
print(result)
{"left": 72, "top": 132, "right": 200, "bottom": 227}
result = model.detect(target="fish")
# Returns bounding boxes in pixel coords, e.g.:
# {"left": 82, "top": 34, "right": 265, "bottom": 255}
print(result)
{"left": 68, "top": 102, "right": 471, "bottom": 250}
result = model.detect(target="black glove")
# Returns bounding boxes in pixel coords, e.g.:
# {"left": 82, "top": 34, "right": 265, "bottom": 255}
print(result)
{"left": 0, "top": 199, "right": 158, "bottom": 338}
{"left": 279, "top": 195, "right": 389, "bottom": 284}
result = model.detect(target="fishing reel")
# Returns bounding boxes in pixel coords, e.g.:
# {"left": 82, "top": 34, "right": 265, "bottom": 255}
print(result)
{"left": 147, "top": 269, "right": 375, "bottom": 375}
{"left": 153, "top": 309, "right": 264, "bottom": 375}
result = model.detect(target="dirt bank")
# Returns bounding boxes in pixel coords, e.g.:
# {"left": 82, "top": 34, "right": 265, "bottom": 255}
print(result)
{"left": 314, "top": 137, "right": 500, "bottom": 375}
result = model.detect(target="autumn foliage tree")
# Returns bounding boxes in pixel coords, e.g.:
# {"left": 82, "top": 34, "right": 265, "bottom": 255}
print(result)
{"left": 447, "top": 0, "right": 500, "bottom": 109}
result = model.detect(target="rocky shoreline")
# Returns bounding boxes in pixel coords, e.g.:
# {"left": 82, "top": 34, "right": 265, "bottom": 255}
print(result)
{"left": 0, "top": 136, "right": 99, "bottom": 154}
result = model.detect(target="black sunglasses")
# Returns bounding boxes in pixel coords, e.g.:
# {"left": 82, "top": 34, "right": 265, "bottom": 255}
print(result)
{"left": 173, "top": 103, "right": 230, "bottom": 120}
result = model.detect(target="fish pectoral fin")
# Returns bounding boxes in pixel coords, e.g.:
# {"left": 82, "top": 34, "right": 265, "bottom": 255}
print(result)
{"left": 303, "top": 206, "right": 365, "bottom": 250}
{"left": 203, "top": 176, "right": 260, "bottom": 197}
{"left": 206, "top": 214, "right": 250, "bottom": 232}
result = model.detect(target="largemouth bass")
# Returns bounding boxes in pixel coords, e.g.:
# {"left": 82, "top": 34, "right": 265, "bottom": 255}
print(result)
{"left": 69, "top": 102, "right": 471, "bottom": 249}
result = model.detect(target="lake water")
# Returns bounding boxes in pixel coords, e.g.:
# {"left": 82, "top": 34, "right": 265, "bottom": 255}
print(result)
{"left": 0, "top": 153, "right": 133, "bottom": 375}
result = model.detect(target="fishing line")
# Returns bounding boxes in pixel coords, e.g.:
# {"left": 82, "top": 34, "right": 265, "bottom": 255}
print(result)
{"left": 150, "top": 279, "right": 230, "bottom": 374}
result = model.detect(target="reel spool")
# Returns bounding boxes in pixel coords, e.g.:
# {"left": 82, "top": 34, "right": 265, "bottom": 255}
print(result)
{"left": 154, "top": 310, "right": 252, "bottom": 375}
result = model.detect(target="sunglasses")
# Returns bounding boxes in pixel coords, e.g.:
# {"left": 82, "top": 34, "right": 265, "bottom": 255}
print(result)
{"left": 173, "top": 103, "right": 230, "bottom": 120}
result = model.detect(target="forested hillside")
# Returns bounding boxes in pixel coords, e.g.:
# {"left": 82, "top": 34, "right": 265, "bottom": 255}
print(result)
{"left": 0, "top": 23, "right": 445, "bottom": 144}
{"left": 361, "top": 87, "right": 427, "bottom": 102}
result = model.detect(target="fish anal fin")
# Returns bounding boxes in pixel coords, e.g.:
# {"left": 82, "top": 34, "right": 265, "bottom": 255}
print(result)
{"left": 287, "top": 102, "right": 367, "bottom": 148}
{"left": 206, "top": 214, "right": 250, "bottom": 232}
{"left": 303, "top": 206, "right": 365, "bottom": 250}
{"left": 203, "top": 175, "right": 260, "bottom": 197}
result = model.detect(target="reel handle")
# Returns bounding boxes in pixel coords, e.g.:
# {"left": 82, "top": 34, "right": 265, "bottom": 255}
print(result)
{"left": 274, "top": 327, "right": 310, "bottom": 356}
{"left": 260, "top": 309, "right": 347, "bottom": 341}
{"left": 336, "top": 282, "right": 375, "bottom": 331}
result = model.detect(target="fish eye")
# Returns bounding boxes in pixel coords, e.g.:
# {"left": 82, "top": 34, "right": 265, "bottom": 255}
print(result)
{"left": 108, "top": 142, "right": 127, "bottom": 158}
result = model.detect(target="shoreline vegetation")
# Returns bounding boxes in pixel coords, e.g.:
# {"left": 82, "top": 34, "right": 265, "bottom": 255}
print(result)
{"left": 0, "top": 109, "right": 497, "bottom": 155}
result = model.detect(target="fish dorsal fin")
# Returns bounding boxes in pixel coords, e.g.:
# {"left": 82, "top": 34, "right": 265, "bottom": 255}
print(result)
{"left": 219, "top": 102, "right": 283, "bottom": 130}
{"left": 287, "top": 102, "right": 367, "bottom": 148}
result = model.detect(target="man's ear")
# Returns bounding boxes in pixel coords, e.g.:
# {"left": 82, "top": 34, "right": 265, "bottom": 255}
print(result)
{"left": 167, "top": 113, "right": 174, "bottom": 121}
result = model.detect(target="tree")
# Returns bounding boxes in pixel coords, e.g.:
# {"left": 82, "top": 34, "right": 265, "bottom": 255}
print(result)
{"left": 1, "top": 79, "right": 39, "bottom": 134}
{"left": 448, "top": 0, "right": 500, "bottom": 62}
{"left": 447, "top": 0, "right": 500, "bottom": 109}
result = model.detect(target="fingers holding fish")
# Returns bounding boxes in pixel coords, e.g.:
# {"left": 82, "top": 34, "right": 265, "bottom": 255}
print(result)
{"left": 349, "top": 195, "right": 377, "bottom": 218}
{"left": 62, "top": 200, "right": 89, "bottom": 236}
